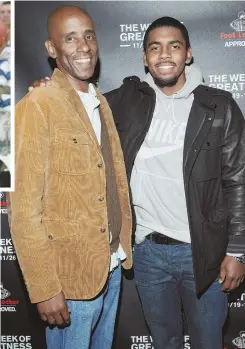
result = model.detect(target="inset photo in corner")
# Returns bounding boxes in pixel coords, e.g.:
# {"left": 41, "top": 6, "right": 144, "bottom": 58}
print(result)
{"left": 0, "top": 1, "right": 11, "bottom": 189}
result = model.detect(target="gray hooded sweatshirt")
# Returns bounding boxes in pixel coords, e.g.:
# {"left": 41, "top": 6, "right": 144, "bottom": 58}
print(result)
{"left": 130, "top": 63, "right": 203, "bottom": 244}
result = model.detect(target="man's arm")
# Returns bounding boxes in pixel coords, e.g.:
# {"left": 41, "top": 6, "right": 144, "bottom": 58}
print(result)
{"left": 222, "top": 98, "right": 245, "bottom": 252}
{"left": 10, "top": 98, "right": 61, "bottom": 302}
{"left": 219, "top": 97, "right": 245, "bottom": 291}
{"left": 9, "top": 98, "right": 70, "bottom": 325}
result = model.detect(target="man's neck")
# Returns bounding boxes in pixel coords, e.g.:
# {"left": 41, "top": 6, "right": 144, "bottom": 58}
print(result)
{"left": 159, "top": 74, "right": 186, "bottom": 96}
{"left": 57, "top": 65, "right": 89, "bottom": 92}
{"left": 65, "top": 74, "right": 89, "bottom": 93}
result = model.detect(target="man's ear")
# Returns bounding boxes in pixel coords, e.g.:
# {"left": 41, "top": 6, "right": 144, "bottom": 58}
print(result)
{"left": 45, "top": 40, "right": 57, "bottom": 59}
{"left": 143, "top": 51, "right": 148, "bottom": 68}
{"left": 185, "top": 47, "right": 192, "bottom": 64}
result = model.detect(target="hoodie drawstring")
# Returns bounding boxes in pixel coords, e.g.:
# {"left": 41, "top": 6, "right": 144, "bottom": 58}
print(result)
{"left": 172, "top": 93, "right": 177, "bottom": 124}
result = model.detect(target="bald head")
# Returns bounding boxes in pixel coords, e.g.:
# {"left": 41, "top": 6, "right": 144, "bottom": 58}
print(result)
{"left": 45, "top": 5, "right": 98, "bottom": 92}
{"left": 47, "top": 6, "right": 90, "bottom": 40}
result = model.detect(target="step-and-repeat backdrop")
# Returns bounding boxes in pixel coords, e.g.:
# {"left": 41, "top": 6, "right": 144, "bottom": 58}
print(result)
{"left": 2, "top": 1, "right": 245, "bottom": 348}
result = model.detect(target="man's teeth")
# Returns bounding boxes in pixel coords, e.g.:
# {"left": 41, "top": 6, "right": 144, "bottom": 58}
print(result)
{"left": 158, "top": 65, "right": 174, "bottom": 69}
{"left": 75, "top": 58, "right": 91, "bottom": 63}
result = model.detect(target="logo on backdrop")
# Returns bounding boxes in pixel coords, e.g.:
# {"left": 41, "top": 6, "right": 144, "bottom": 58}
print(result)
{"left": 0, "top": 282, "right": 19, "bottom": 312}
{"left": 232, "top": 331, "right": 245, "bottom": 348}
{"left": 0, "top": 335, "right": 32, "bottom": 348}
{"left": 119, "top": 21, "right": 186, "bottom": 49}
{"left": 230, "top": 12, "right": 245, "bottom": 31}
{"left": 0, "top": 192, "right": 7, "bottom": 214}
{"left": 0, "top": 238, "right": 16, "bottom": 261}
{"left": 0, "top": 282, "right": 10, "bottom": 299}
{"left": 131, "top": 335, "right": 153, "bottom": 348}
{"left": 208, "top": 72, "right": 245, "bottom": 100}
{"left": 130, "top": 335, "right": 190, "bottom": 348}
{"left": 119, "top": 23, "right": 149, "bottom": 49}
{"left": 229, "top": 292, "right": 245, "bottom": 308}
{"left": 220, "top": 11, "right": 245, "bottom": 47}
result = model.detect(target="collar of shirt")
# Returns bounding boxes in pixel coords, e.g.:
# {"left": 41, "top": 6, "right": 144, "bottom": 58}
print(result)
{"left": 75, "top": 83, "right": 101, "bottom": 144}
{"left": 75, "top": 83, "right": 100, "bottom": 114}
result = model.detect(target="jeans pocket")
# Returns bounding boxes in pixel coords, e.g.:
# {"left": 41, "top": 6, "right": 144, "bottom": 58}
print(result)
{"left": 133, "top": 239, "right": 151, "bottom": 275}
{"left": 134, "top": 238, "right": 148, "bottom": 251}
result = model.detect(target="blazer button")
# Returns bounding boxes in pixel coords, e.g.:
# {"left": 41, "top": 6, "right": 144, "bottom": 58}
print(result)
{"left": 100, "top": 228, "right": 106, "bottom": 233}
{"left": 97, "top": 162, "right": 103, "bottom": 168}
{"left": 48, "top": 235, "right": 53, "bottom": 240}
{"left": 98, "top": 196, "right": 104, "bottom": 202}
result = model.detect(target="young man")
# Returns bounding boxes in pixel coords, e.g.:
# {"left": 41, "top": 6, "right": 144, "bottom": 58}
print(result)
{"left": 30, "top": 16, "right": 245, "bottom": 349}
{"left": 106, "top": 17, "right": 245, "bottom": 349}
{"left": 10, "top": 6, "right": 132, "bottom": 349}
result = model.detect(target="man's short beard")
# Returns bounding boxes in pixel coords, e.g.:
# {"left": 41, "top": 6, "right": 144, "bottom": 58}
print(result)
{"left": 153, "top": 75, "right": 179, "bottom": 88}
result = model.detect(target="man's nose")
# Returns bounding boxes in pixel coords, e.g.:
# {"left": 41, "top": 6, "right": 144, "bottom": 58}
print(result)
{"left": 159, "top": 46, "right": 171, "bottom": 59}
{"left": 77, "top": 38, "right": 90, "bottom": 52}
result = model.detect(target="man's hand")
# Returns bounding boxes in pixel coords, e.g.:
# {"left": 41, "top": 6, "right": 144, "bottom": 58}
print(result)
{"left": 37, "top": 291, "right": 70, "bottom": 326}
{"left": 28, "top": 77, "right": 52, "bottom": 92}
{"left": 219, "top": 255, "right": 245, "bottom": 292}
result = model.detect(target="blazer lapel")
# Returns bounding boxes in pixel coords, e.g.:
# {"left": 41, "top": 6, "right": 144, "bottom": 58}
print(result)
{"left": 96, "top": 90, "right": 114, "bottom": 142}
{"left": 183, "top": 85, "right": 217, "bottom": 177}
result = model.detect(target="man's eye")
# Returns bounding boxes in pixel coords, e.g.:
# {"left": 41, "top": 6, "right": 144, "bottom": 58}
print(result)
{"left": 66, "top": 37, "right": 75, "bottom": 43}
{"left": 172, "top": 44, "right": 180, "bottom": 49}
{"left": 86, "top": 34, "right": 95, "bottom": 40}
{"left": 150, "top": 46, "right": 159, "bottom": 51}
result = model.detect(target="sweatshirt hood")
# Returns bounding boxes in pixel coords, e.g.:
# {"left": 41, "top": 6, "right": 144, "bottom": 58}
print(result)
{"left": 144, "top": 63, "right": 204, "bottom": 99}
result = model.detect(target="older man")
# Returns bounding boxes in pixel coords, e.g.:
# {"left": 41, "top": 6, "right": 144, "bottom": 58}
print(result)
{"left": 10, "top": 6, "right": 132, "bottom": 349}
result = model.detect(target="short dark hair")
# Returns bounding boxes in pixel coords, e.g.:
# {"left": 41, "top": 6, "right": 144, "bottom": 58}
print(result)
{"left": 2, "top": 2, "right": 11, "bottom": 5}
{"left": 143, "top": 16, "right": 190, "bottom": 51}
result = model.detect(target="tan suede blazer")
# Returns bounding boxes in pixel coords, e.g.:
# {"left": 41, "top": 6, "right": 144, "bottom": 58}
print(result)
{"left": 9, "top": 69, "right": 132, "bottom": 303}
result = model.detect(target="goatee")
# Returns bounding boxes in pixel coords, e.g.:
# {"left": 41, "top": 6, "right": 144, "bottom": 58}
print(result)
{"left": 153, "top": 75, "right": 179, "bottom": 88}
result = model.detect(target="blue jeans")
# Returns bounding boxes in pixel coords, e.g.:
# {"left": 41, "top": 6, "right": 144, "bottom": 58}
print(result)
{"left": 46, "top": 265, "right": 121, "bottom": 349}
{"left": 133, "top": 239, "right": 228, "bottom": 349}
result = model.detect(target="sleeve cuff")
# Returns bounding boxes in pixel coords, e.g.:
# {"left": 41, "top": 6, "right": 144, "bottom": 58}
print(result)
{"left": 226, "top": 252, "right": 243, "bottom": 257}
{"left": 227, "top": 234, "right": 245, "bottom": 254}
